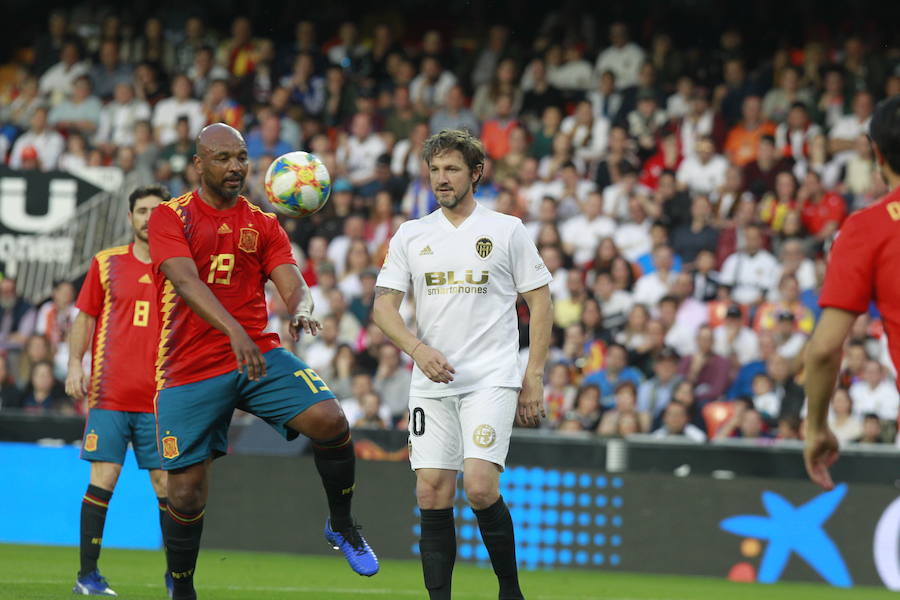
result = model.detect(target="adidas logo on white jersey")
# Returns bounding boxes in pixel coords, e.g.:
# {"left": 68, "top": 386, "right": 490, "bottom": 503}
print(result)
{"left": 419, "top": 245, "right": 434, "bottom": 256}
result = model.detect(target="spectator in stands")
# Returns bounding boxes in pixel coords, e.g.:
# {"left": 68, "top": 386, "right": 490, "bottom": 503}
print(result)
{"left": 560, "top": 192, "right": 615, "bottom": 268}
{"left": 554, "top": 270, "right": 589, "bottom": 329}
{"left": 337, "top": 113, "right": 387, "bottom": 195}
{"left": 637, "top": 345, "right": 681, "bottom": 421}
{"left": 829, "top": 90, "right": 873, "bottom": 158}
{"left": 322, "top": 64, "right": 356, "bottom": 127}
{"left": 849, "top": 360, "right": 900, "bottom": 424}
{"left": 305, "top": 314, "right": 340, "bottom": 373}
{"left": 21, "top": 361, "right": 73, "bottom": 415}
{"left": 352, "top": 391, "right": 388, "bottom": 429}
{"left": 9, "top": 107, "right": 64, "bottom": 171}
{"left": 598, "top": 381, "right": 650, "bottom": 435}
{"left": 742, "top": 135, "right": 793, "bottom": 198}
{"left": 672, "top": 195, "right": 720, "bottom": 266}
{"left": 719, "top": 223, "right": 778, "bottom": 305}
{"left": 594, "top": 22, "right": 644, "bottom": 90}
{"left": 651, "top": 401, "right": 707, "bottom": 442}
{"left": 627, "top": 91, "right": 668, "bottom": 158}
{"left": 829, "top": 388, "right": 863, "bottom": 447}
{"left": 756, "top": 274, "right": 815, "bottom": 334}
{"left": 0, "top": 279, "right": 34, "bottom": 352}
{"left": 543, "top": 362, "right": 577, "bottom": 428}
{"left": 90, "top": 40, "right": 132, "bottom": 101}
{"left": 583, "top": 343, "right": 643, "bottom": 407}
{"left": 679, "top": 325, "right": 730, "bottom": 404}
{"left": 771, "top": 311, "right": 807, "bottom": 359}
{"left": 593, "top": 271, "right": 632, "bottom": 333}
{"left": 246, "top": 114, "right": 292, "bottom": 160}
{"left": 176, "top": 16, "right": 219, "bottom": 74}
{"left": 189, "top": 46, "right": 230, "bottom": 102}
{"left": 775, "top": 102, "right": 822, "bottom": 162}
{"left": 409, "top": 55, "right": 457, "bottom": 114}
{"left": 561, "top": 100, "right": 609, "bottom": 164}
{"left": 797, "top": 170, "right": 846, "bottom": 244}
{"left": 429, "top": 84, "right": 479, "bottom": 136}
{"left": 762, "top": 66, "right": 814, "bottom": 124}
{"left": 520, "top": 58, "right": 564, "bottom": 128}
{"left": 47, "top": 75, "right": 101, "bottom": 136}
{"left": 153, "top": 74, "right": 205, "bottom": 145}
{"left": 39, "top": 39, "right": 89, "bottom": 105}
{"left": 676, "top": 136, "right": 728, "bottom": 196}
{"left": 858, "top": 413, "right": 885, "bottom": 444}
{"left": 322, "top": 343, "right": 355, "bottom": 399}
{"left": 633, "top": 245, "right": 678, "bottom": 306}
{"left": 472, "top": 57, "right": 523, "bottom": 122}
{"left": 713, "top": 303, "right": 759, "bottom": 367}
{"left": 373, "top": 343, "right": 411, "bottom": 425}
{"left": 715, "top": 399, "right": 768, "bottom": 440}
{"left": 159, "top": 117, "right": 196, "bottom": 177}
{"left": 724, "top": 95, "right": 776, "bottom": 167}
{"left": 616, "top": 304, "right": 649, "bottom": 352}
{"left": 766, "top": 353, "right": 804, "bottom": 419}
{"left": 566, "top": 384, "right": 603, "bottom": 431}
{"left": 481, "top": 93, "right": 520, "bottom": 161}
{"left": 32, "top": 10, "right": 72, "bottom": 76}
{"left": 130, "top": 16, "right": 176, "bottom": 75}
{"left": 95, "top": 82, "right": 151, "bottom": 155}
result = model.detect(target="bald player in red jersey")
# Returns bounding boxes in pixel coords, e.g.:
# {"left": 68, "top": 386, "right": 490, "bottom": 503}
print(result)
{"left": 806, "top": 96, "right": 900, "bottom": 490}
{"left": 66, "top": 185, "right": 172, "bottom": 597}
{"left": 149, "top": 123, "right": 377, "bottom": 600}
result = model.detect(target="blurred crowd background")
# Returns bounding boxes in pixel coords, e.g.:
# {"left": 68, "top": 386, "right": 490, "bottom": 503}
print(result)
{"left": 0, "top": 0, "right": 898, "bottom": 448}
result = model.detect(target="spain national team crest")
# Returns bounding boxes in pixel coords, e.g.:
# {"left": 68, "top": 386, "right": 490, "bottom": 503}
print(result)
{"left": 84, "top": 432, "right": 98, "bottom": 452}
{"left": 475, "top": 236, "right": 493, "bottom": 259}
{"left": 162, "top": 435, "right": 180, "bottom": 459}
{"left": 238, "top": 228, "right": 259, "bottom": 253}
{"left": 473, "top": 424, "right": 496, "bottom": 448}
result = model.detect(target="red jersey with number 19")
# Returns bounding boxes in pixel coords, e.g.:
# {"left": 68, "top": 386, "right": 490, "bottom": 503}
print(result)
{"left": 148, "top": 191, "right": 295, "bottom": 389}
{"left": 820, "top": 186, "right": 900, "bottom": 390}
{"left": 75, "top": 244, "right": 158, "bottom": 412}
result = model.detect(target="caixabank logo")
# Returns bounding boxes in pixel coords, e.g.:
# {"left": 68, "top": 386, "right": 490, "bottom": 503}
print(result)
{"left": 719, "top": 484, "right": 852, "bottom": 587}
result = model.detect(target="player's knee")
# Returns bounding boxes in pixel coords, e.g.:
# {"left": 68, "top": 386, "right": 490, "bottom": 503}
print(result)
{"left": 464, "top": 481, "right": 499, "bottom": 510}
{"left": 315, "top": 410, "right": 350, "bottom": 441}
{"left": 90, "top": 462, "right": 122, "bottom": 490}
{"left": 416, "top": 479, "right": 455, "bottom": 509}
{"left": 168, "top": 482, "right": 205, "bottom": 513}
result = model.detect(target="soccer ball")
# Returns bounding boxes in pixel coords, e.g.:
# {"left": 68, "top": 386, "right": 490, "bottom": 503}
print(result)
{"left": 264, "top": 151, "right": 332, "bottom": 218}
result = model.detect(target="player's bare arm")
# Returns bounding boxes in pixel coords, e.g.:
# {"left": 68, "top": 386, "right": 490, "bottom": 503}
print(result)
{"left": 804, "top": 307, "right": 857, "bottom": 491}
{"left": 372, "top": 285, "right": 455, "bottom": 384}
{"left": 65, "top": 311, "right": 96, "bottom": 400}
{"left": 518, "top": 284, "right": 552, "bottom": 427}
{"left": 270, "top": 263, "right": 321, "bottom": 339}
{"left": 161, "top": 255, "right": 267, "bottom": 381}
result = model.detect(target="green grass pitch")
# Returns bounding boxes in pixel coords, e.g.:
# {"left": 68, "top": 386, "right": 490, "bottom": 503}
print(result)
{"left": 0, "top": 544, "right": 895, "bottom": 599}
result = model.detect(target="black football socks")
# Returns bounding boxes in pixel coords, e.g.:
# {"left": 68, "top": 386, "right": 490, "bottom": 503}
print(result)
{"left": 79, "top": 485, "right": 112, "bottom": 576}
{"left": 312, "top": 428, "right": 355, "bottom": 530}
{"left": 475, "top": 496, "right": 523, "bottom": 600}
{"left": 419, "top": 507, "right": 456, "bottom": 600}
{"left": 164, "top": 503, "right": 205, "bottom": 600}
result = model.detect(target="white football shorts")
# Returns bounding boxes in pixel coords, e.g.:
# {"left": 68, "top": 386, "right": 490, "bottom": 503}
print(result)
{"left": 408, "top": 386, "right": 519, "bottom": 471}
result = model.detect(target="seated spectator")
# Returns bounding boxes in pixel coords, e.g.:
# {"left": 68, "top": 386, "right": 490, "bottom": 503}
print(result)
{"left": 305, "top": 314, "right": 340, "bottom": 374}
{"left": 352, "top": 391, "right": 388, "bottom": 429}
{"left": 48, "top": 75, "right": 101, "bottom": 136}
{"left": 771, "top": 311, "right": 807, "bottom": 359}
{"left": 767, "top": 354, "right": 805, "bottom": 419}
{"left": 720, "top": 223, "right": 779, "bottom": 305}
{"left": 21, "top": 361, "right": 73, "bottom": 415}
{"left": 320, "top": 343, "right": 355, "bottom": 400}
{"left": 592, "top": 271, "right": 633, "bottom": 333}
{"left": 481, "top": 93, "right": 520, "bottom": 161}
{"left": 373, "top": 343, "right": 411, "bottom": 425}
{"left": 429, "top": 84, "right": 479, "bottom": 135}
{"left": 560, "top": 100, "right": 609, "bottom": 164}
{"left": 95, "top": 82, "right": 152, "bottom": 155}
{"left": 472, "top": 57, "right": 523, "bottom": 122}
{"left": 544, "top": 161, "right": 595, "bottom": 219}
{"left": 246, "top": 114, "right": 292, "bottom": 160}
{"left": 637, "top": 346, "right": 682, "bottom": 420}
{"left": 9, "top": 107, "right": 64, "bottom": 171}
{"left": 190, "top": 45, "right": 231, "bottom": 101}
{"left": 633, "top": 245, "right": 678, "bottom": 307}
{"left": 758, "top": 171, "right": 799, "bottom": 233}
{"left": 639, "top": 130, "right": 681, "bottom": 190}
{"left": 626, "top": 91, "right": 668, "bottom": 158}
{"left": 858, "top": 413, "right": 886, "bottom": 444}
{"left": 582, "top": 343, "right": 643, "bottom": 407}
{"left": 409, "top": 55, "right": 457, "bottom": 114}
{"left": 0, "top": 354, "right": 22, "bottom": 411}
{"left": 797, "top": 170, "right": 846, "bottom": 244}
{"left": 597, "top": 381, "right": 650, "bottom": 435}
{"left": 635, "top": 223, "right": 683, "bottom": 275}
{"left": 348, "top": 268, "right": 377, "bottom": 326}
{"left": 520, "top": 58, "right": 564, "bottom": 129}
{"left": 714, "top": 399, "right": 769, "bottom": 440}
{"left": 652, "top": 401, "right": 707, "bottom": 442}
{"left": 829, "top": 388, "right": 863, "bottom": 447}
{"left": 775, "top": 102, "right": 822, "bottom": 162}
{"left": 676, "top": 136, "right": 728, "bottom": 196}
{"left": 615, "top": 304, "right": 650, "bottom": 353}
{"left": 560, "top": 192, "right": 615, "bottom": 268}
{"left": 337, "top": 113, "right": 387, "bottom": 196}
{"left": 742, "top": 135, "right": 793, "bottom": 198}
{"left": 713, "top": 303, "right": 760, "bottom": 367}
{"left": 39, "top": 40, "right": 89, "bottom": 105}
{"left": 724, "top": 95, "right": 776, "bottom": 167}
{"left": 672, "top": 196, "right": 720, "bottom": 266}
{"left": 849, "top": 360, "right": 900, "bottom": 423}
{"left": 828, "top": 90, "right": 873, "bottom": 159}
{"left": 89, "top": 40, "right": 132, "bottom": 101}
{"left": 613, "top": 197, "right": 653, "bottom": 263}
{"left": 543, "top": 363, "right": 577, "bottom": 428}
{"left": 762, "top": 66, "right": 814, "bottom": 124}
{"left": 751, "top": 373, "right": 780, "bottom": 422}
{"left": 554, "top": 270, "right": 589, "bottom": 329}
{"left": 0, "top": 278, "right": 35, "bottom": 351}
{"left": 756, "top": 273, "right": 816, "bottom": 333}
{"left": 774, "top": 416, "right": 801, "bottom": 441}
{"left": 692, "top": 250, "right": 721, "bottom": 302}
{"left": 153, "top": 74, "right": 205, "bottom": 145}
{"left": 678, "top": 325, "right": 731, "bottom": 404}
{"left": 588, "top": 70, "right": 623, "bottom": 123}
{"left": 594, "top": 125, "right": 640, "bottom": 191}
{"left": 565, "top": 384, "right": 603, "bottom": 431}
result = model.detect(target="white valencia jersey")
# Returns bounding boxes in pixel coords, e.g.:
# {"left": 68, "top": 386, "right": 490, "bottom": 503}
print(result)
{"left": 377, "top": 204, "right": 552, "bottom": 397}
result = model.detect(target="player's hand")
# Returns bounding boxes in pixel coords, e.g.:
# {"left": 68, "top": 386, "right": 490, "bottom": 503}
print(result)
{"left": 230, "top": 330, "right": 267, "bottom": 381}
{"left": 516, "top": 372, "right": 545, "bottom": 427}
{"left": 804, "top": 425, "right": 840, "bottom": 490}
{"left": 412, "top": 344, "right": 455, "bottom": 384}
{"left": 65, "top": 362, "right": 88, "bottom": 400}
{"left": 289, "top": 301, "right": 321, "bottom": 340}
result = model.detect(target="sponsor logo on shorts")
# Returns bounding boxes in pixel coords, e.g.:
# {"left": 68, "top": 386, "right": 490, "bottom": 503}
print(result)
{"left": 473, "top": 424, "right": 496, "bottom": 448}
{"left": 162, "top": 435, "right": 180, "bottom": 459}
{"left": 84, "top": 432, "right": 98, "bottom": 452}
{"left": 475, "top": 236, "right": 493, "bottom": 259}
{"left": 238, "top": 227, "right": 259, "bottom": 253}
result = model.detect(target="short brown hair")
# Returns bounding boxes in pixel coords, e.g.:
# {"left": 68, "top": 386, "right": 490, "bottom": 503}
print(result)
{"left": 421, "top": 129, "right": 485, "bottom": 190}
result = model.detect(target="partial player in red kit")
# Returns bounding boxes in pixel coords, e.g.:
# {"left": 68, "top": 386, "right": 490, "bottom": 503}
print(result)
{"left": 806, "top": 96, "right": 900, "bottom": 489}
{"left": 149, "top": 123, "right": 377, "bottom": 600}
{"left": 66, "top": 185, "right": 172, "bottom": 597}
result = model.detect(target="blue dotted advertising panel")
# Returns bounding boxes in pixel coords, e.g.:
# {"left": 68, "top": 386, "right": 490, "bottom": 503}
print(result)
{"left": 411, "top": 467, "right": 623, "bottom": 570}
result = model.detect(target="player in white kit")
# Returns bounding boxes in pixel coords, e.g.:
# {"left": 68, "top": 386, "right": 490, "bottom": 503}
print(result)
{"left": 373, "top": 129, "right": 553, "bottom": 600}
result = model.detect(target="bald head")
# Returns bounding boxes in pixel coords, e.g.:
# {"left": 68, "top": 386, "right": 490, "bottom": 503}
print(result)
{"left": 193, "top": 123, "right": 249, "bottom": 203}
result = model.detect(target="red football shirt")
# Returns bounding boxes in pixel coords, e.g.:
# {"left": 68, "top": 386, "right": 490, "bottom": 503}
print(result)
{"left": 820, "top": 187, "right": 900, "bottom": 389}
{"left": 148, "top": 192, "right": 295, "bottom": 389}
{"left": 75, "top": 244, "right": 158, "bottom": 412}
{"left": 801, "top": 193, "right": 846, "bottom": 235}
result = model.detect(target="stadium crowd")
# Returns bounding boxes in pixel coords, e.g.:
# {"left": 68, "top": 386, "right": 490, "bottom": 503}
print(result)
{"left": 1, "top": 8, "right": 899, "bottom": 447}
